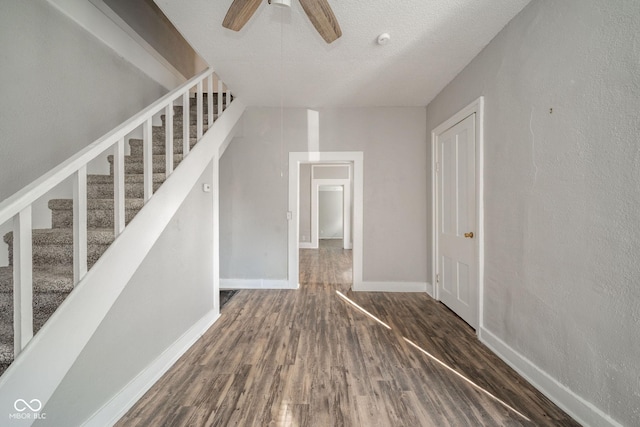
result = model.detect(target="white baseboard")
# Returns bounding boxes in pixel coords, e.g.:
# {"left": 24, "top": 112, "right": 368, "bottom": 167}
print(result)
{"left": 353, "top": 281, "right": 431, "bottom": 293}
{"left": 299, "top": 242, "right": 314, "bottom": 249}
{"left": 82, "top": 310, "right": 220, "bottom": 427}
{"left": 221, "top": 278, "right": 294, "bottom": 290}
{"left": 479, "top": 328, "right": 622, "bottom": 427}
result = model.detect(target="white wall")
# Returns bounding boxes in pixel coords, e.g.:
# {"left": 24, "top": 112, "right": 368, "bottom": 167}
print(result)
{"left": 0, "top": 0, "right": 167, "bottom": 202}
{"left": 319, "top": 188, "right": 343, "bottom": 239}
{"left": 220, "top": 107, "right": 428, "bottom": 284}
{"left": 299, "top": 164, "right": 312, "bottom": 243}
{"left": 426, "top": 1, "right": 639, "bottom": 425}
{"left": 37, "top": 162, "right": 215, "bottom": 426}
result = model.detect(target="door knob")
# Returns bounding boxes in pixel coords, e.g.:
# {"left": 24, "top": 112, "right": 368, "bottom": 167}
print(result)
{"left": 464, "top": 232, "right": 474, "bottom": 238}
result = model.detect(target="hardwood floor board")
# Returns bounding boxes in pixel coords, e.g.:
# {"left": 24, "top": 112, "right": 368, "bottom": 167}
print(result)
{"left": 354, "top": 395, "right": 393, "bottom": 427}
{"left": 282, "top": 361, "right": 312, "bottom": 405}
{"left": 207, "top": 364, "right": 253, "bottom": 426}
{"left": 375, "top": 379, "right": 423, "bottom": 427}
{"left": 115, "top": 242, "right": 578, "bottom": 427}
{"left": 182, "top": 406, "right": 215, "bottom": 427}
{"left": 354, "top": 323, "right": 394, "bottom": 382}
{"left": 329, "top": 365, "right": 357, "bottom": 427}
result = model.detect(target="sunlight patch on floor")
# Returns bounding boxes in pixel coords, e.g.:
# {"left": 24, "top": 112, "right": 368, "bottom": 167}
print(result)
{"left": 336, "top": 289, "right": 532, "bottom": 422}
{"left": 336, "top": 291, "right": 391, "bottom": 330}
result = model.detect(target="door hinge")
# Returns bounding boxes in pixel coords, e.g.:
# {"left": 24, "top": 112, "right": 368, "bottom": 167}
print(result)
{"left": 436, "top": 274, "right": 440, "bottom": 283}
{"left": 436, "top": 162, "right": 440, "bottom": 173}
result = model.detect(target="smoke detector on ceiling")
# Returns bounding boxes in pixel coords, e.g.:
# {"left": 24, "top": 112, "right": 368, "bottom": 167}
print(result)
{"left": 269, "top": 0, "right": 291, "bottom": 7}
{"left": 377, "top": 33, "right": 391, "bottom": 45}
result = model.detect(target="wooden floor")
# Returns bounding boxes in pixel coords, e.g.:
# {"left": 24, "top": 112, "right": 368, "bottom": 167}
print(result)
{"left": 116, "top": 241, "right": 579, "bottom": 426}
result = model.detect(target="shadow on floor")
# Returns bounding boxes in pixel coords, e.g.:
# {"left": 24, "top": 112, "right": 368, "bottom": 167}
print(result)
{"left": 220, "top": 290, "right": 237, "bottom": 309}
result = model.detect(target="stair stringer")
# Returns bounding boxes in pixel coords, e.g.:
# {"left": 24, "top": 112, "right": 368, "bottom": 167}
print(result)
{"left": 0, "top": 98, "right": 246, "bottom": 427}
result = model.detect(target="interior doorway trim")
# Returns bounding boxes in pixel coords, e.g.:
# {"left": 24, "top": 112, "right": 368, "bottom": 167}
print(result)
{"left": 289, "top": 152, "right": 363, "bottom": 289}
{"left": 431, "top": 97, "right": 484, "bottom": 333}
{"left": 311, "top": 179, "right": 352, "bottom": 249}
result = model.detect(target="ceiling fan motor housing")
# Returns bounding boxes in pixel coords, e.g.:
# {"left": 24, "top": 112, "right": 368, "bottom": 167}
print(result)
{"left": 269, "top": 0, "right": 291, "bottom": 7}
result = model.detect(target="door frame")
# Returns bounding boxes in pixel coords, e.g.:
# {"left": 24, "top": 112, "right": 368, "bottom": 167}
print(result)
{"left": 312, "top": 178, "right": 352, "bottom": 249}
{"left": 289, "top": 152, "right": 363, "bottom": 289}
{"left": 431, "top": 97, "right": 484, "bottom": 333}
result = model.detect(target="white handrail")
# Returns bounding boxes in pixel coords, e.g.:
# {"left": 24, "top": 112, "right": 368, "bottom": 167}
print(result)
{"left": 0, "top": 66, "right": 232, "bottom": 360}
{"left": 0, "top": 67, "right": 215, "bottom": 225}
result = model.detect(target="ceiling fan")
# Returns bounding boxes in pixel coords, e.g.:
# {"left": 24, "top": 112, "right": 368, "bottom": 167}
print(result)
{"left": 222, "top": 0, "right": 342, "bottom": 44}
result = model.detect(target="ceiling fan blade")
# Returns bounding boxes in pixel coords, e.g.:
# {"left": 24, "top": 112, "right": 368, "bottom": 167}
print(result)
{"left": 223, "top": 0, "right": 263, "bottom": 31}
{"left": 298, "top": 0, "right": 342, "bottom": 44}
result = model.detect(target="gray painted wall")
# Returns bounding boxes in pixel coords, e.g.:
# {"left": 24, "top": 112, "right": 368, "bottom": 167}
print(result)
{"left": 38, "top": 163, "right": 215, "bottom": 426}
{"left": 220, "top": 107, "right": 428, "bottom": 283}
{"left": 0, "top": 0, "right": 166, "bottom": 201}
{"left": 425, "top": 0, "right": 639, "bottom": 425}
{"left": 319, "top": 188, "right": 343, "bottom": 239}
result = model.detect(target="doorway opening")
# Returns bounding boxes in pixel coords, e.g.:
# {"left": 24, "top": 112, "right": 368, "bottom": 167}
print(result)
{"left": 299, "top": 164, "right": 353, "bottom": 287}
{"left": 288, "top": 152, "right": 363, "bottom": 289}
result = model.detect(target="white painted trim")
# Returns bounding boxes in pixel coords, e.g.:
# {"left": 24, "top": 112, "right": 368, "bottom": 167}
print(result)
{"left": 220, "top": 279, "right": 294, "bottom": 290}
{"left": 431, "top": 97, "right": 485, "bottom": 332}
{"left": 354, "top": 282, "right": 431, "bottom": 294}
{"left": 289, "top": 152, "right": 364, "bottom": 290}
{"left": 299, "top": 242, "right": 314, "bottom": 249}
{"left": 479, "top": 328, "right": 623, "bottom": 427}
{"left": 45, "top": 0, "right": 184, "bottom": 90}
{"left": 82, "top": 310, "right": 220, "bottom": 427}
{"left": 212, "top": 154, "right": 220, "bottom": 315}
{"left": 311, "top": 178, "right": 351, "bottom": 249}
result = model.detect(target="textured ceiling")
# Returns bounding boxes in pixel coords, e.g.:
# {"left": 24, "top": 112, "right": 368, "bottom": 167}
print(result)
{"left": 154, "top": 0, "right": 531, "bottom": 107}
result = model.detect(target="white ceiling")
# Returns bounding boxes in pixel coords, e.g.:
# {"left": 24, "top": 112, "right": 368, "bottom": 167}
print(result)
{"left": 154, "top": 0, "right": 531, "bottom": 107}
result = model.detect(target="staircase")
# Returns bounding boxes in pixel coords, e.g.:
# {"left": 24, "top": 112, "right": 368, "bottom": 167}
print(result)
{"left": 0, "top": 95, "right": 220, "bottom": 376}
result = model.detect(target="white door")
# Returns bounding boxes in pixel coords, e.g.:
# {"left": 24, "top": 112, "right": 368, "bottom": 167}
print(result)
{"left": 437, "top": 113, "right": 477, "bottom": 329}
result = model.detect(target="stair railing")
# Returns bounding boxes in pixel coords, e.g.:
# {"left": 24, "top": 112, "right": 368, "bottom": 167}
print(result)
{"left": 0, "top": 67, "right": 232, "bottom": 359}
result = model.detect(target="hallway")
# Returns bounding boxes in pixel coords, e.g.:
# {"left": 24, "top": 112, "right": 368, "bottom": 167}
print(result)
{"left": 116, "top": 243, "right": 577, "bottom": 426}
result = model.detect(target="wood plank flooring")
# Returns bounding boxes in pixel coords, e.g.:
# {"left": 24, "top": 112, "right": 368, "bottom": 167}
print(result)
{"left": 116, "top": 241, "right": 579, "bottom": 426}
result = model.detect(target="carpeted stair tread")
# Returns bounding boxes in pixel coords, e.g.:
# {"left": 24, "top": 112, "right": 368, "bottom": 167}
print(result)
{"left": 3, "top": 228, "right": 115, "bottom": 246}
{"left": 49, "top": 198, "right": 144, "bottom": 211}
{"left": 87, "top": 173, "right": 166, "bottom": 184}
{"left": 106, "top": 154, "right": 184, "bottom": 165}
{"left": 159, "top": 115, "right": 211, "bottom": 128}
{"left": 153, "top": 124, "right": 205, "bottom": 140}
{"left": 0, "top": 265, "right": 73, "bottom": 293}
{"left": 128, "top": 138, "right": 197, "bottom": 156}
{"left": 107, "top": 154, "right": 184, "bottom": 175}
{"left": 87, "top": 181, "right": 163, "bottom": 199}
{"left": 49, "top": 199, "right": 144, "bottom": 229}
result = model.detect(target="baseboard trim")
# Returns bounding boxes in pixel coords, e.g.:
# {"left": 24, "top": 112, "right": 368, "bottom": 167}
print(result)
{"left": 479, "top": 328, "right": 622, "bottom": 427}
{"left": 82, "top": 310, "right": 220, "bottom": 427}
{"left": 299, "top": 242, "right": 314, "bottom": 249}
{"left": 353, "top": 281, "right": 431, "bottom": 293}
{"left": 221, "top": 278, "right": 294, "bottom": 290}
